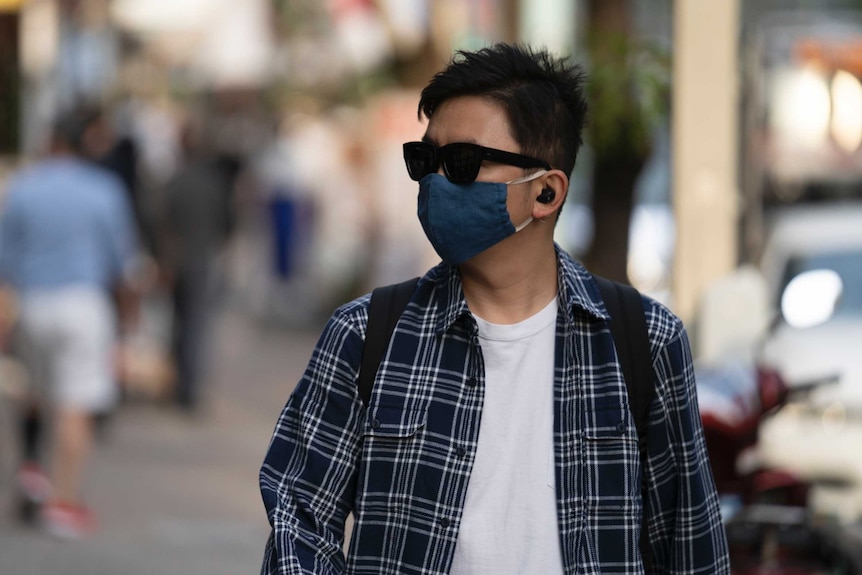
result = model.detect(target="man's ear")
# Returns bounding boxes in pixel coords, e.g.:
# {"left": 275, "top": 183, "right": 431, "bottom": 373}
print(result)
{"left": 532, "top": 170, "right": 568, "bottom": 219}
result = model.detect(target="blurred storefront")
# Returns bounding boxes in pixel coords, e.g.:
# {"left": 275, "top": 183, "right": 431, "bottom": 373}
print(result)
{"left": 741, "top": 6, "right": 862, "bottom": 258}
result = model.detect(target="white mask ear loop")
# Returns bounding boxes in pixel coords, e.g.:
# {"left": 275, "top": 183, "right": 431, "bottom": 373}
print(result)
{"left": 514, "top": 216, "right": 533, "bottom": 232}
{"left": 506, "top": 169, "right": 548, "bottom": 186}
{"left": 507, "top": 169, "right": 546, "bottom": 231}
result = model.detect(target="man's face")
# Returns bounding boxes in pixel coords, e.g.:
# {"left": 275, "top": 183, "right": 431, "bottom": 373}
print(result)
{"left": 422, "top": 95, "right": 536, "bottom": 226}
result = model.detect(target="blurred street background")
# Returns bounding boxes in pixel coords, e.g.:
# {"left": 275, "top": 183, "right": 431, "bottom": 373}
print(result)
{"left": 1, "top": 0, "right": 862, "bottom": 572}
{"left": 0, "top": 311, "right": 319, "bottom": 574}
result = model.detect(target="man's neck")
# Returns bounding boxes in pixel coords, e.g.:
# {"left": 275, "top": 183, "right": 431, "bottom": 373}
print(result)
{"left": 460, "top": 240, "right": 558, "bottom": 324}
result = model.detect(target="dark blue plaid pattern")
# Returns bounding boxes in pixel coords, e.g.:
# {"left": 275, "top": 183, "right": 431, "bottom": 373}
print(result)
{"left": 260, "top": 247, "right": 730, "bottom": 574}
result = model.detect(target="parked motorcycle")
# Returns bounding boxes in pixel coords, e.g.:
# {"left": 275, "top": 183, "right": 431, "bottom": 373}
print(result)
{"left": 697, "top": 362, "right": 862, "bottom": 573}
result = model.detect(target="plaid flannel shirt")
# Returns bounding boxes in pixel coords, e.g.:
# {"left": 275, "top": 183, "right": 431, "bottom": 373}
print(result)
{"left": 260, "top": 247, "right": 730, "bottom": 574}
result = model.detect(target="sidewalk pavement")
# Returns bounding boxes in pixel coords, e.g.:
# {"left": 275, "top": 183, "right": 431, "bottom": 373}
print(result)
{"left": 0, "top": 307, "right": 321, "bottom": 575}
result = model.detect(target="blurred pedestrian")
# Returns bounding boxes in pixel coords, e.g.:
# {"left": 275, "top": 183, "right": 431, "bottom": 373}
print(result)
{"left": 0, "top": 107, "right": 139, "bottom": 538}
{"left": 259, "top": 44, "right": 729, "bottom": 573}
{"left": 156, "top": 120, "right": 234, "bottom": 411}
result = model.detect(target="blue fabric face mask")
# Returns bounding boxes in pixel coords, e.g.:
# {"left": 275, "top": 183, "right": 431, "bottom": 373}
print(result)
{"left": 417, "top": 171, "right": 545, "bottom": 266}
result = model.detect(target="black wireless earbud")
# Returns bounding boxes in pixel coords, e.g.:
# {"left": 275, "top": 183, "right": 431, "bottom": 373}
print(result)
{"left": 537, "top": 188, "right": 555, "bottom": 204}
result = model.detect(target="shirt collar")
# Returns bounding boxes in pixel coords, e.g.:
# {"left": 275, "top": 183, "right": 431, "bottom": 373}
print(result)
{"left": 554, "top": 245, "right": 611, "bottom": 322}
{"left": 431, "top": 244, "right": 610, "bottom": 335}
{"left": 432, "top": 264, "right": 473, "bottom": 335}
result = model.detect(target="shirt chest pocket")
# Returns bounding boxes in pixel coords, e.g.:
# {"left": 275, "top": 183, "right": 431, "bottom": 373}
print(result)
{"left": 579, "top": 403, "right": 643, "bottom": 568}
{"left": 359, "top": 404, "right": 429, "bottom": 505}
{"left": 581, "top": 402, "right": 641, "bottom": 506}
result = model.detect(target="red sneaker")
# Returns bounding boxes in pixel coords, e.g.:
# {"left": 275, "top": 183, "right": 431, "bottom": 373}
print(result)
{"left": 41, "top": 502, "right": 98, "bottom": 539}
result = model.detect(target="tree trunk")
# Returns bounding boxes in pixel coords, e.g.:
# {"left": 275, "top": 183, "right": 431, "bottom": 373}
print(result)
{"left": 585, "top": 153, "right": 645, "bottom": 283}
{"left": 583, "top": 0, "right": 649, "bottom": 284}
{"left": 0, "top": 11, "right": 20, "bottom": 155}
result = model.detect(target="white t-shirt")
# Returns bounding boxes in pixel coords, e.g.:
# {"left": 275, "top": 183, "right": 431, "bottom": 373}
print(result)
{"left": 450, "top": 297, "right": 564, "bottom": 575}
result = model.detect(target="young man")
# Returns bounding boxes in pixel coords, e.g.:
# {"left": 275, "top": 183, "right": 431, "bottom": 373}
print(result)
{"left": 260, "top": 44, "right": 729, "bottom": 574}
{"left": 0, "top": 108, "right": 139, "bottom": 537}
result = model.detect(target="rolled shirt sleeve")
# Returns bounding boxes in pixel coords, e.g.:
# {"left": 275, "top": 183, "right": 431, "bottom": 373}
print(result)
{"left": 645, "top": 311, "right": 730, "bottom": 574}
{"left": 260, "top": 300, "right": 368, "bottom": 575}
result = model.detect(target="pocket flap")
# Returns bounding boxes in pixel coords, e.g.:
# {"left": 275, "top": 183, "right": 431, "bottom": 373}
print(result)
{"left": 364, "top": 404, "right": 427, "bottom": 438}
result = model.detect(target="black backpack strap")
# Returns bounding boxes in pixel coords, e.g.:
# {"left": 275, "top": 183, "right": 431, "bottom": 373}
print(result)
{"left": 594, "top": 276, "right": 656, "bottom": 572}
{"left": 358, "top": 278, "right": 419, "bottom": 408}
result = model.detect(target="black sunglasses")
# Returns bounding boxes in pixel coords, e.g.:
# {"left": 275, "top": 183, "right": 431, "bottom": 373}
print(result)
{"left": 403, "top": 141, "right": 551, "bottom": 184}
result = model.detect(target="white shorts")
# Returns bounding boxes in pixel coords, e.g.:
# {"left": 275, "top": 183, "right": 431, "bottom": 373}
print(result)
{"left": 19, "top": 288, "right": 117, "bottom": 412}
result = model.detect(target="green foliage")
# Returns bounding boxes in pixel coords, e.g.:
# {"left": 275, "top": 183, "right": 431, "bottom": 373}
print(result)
{"left": 586, "top": 32, "right": 671, "bottom": 161}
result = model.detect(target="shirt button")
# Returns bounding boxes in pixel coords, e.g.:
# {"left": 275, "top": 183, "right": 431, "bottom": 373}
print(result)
{"left": 466, "top": 376, "right": 477, "bottom": 387}
{"left": 439, "top": 517, "right": 451, "bottom": 528}
{"left": 456, "top": 446, "right": 467, "bottom": 457}
{"left": 370, "top": 419, "right": 381, "bottom": 430}
{"left": 616, "top": 421, "right": 627, "bottom": 434}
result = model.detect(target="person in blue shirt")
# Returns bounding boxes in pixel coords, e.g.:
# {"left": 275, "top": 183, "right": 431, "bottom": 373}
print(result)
{"left": 0, "top": 107, "right": 139, "bottom": 538}
{"left": 260, "top": 43, "right": 729, "bottom": 574}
